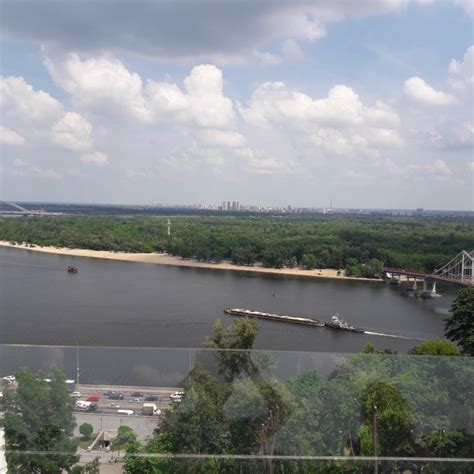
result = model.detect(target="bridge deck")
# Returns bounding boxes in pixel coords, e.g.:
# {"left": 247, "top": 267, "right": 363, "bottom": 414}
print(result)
{"left": 384, "top": 268, "right": 473, "bottom": 287}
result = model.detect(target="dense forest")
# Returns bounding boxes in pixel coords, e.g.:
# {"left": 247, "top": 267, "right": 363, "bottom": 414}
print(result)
{"left": 1, "top": 214, "right": 473, "bottom": 276}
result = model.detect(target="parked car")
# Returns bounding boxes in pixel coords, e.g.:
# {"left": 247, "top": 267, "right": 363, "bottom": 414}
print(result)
{"left": 108, "top": 402, "right": 120, "bottom": 409}
{"left": 108, "top": 393, "right": 124, "bottom": 400}
{"left": 87, "top": 395, "right": 99, "bottom": 402}
{"left": 145, "top": 395, "right": 159, "bottom": 402}
{"left": 71, "top": 391, "right": 81, "bottom": 398}
{"left": 130, "top": 392, "right": 144, "bottom": 397}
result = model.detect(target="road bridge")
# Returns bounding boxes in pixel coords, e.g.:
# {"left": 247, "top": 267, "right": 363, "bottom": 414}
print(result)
{"left": 0, "top": 201, "right": 41, "bottom": 215}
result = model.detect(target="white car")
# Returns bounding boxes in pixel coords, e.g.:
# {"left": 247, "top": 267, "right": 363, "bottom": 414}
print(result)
{"left": 170, "top": 391, "right": 185, "bottom": 402}
{"left": 2, "top": 375, "right": 15, "bottom": 383}
{"left": 131, "top": 397, "right": 142, "bottom": 403}
{"left": 108, "top": 402, "right": 120, "bottom": 409}
{"left": 71, "top": 391, "right": 81, "bottom": 398}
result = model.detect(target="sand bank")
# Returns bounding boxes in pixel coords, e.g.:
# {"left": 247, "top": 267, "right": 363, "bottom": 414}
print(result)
{"left": 0, "top": 241, "right": 382, "bottom": 282}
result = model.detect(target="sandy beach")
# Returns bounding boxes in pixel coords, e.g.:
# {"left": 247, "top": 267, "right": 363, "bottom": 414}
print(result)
{"left": 0, "top": 240, "right": 382, "bottom": 282}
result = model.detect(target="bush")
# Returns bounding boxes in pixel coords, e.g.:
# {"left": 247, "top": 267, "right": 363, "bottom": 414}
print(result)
{"left": 79, "top": 423, "right": 94, "bottom": 440}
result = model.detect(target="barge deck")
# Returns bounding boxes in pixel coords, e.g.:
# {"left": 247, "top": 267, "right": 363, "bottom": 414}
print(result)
{"left": 223, "top": 308, "right": 325, "bottom": 327}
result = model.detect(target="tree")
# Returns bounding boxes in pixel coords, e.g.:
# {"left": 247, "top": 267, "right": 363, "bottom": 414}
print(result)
{"left": 302, "top": 254, "right": 317, "bottom": 269}
{"left": 410, "top": 338, "right": 460, "bottom": 356}
{"left": 205, "top": 318, "right": 259, "bottom": 382}
{"left": 79, "top": 423, "right": 94, "bottom": 440}
{"left": 445, "top": 288, "right": 474, "bottom": 356}
{"left": 71, "top": 457, "right": 100, "bottom": 474}
{"left": 423, "top": 430, "right": 474, "bottom": 458}
{"left": 114, "top": 426, "right": 137, "bottom": 446}
{"left": 360, "top": 381, "right": 415, "bottom": 457}
{"left": 124, "top": 441, "right": 163, "bottom": 474}
{"left": 2, "top": 367, "right": 78, "bottom": 473}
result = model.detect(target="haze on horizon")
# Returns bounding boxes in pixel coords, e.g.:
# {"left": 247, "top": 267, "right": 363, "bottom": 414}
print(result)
{"left": 0, "top": 0, "right": 473, "bottom": 211}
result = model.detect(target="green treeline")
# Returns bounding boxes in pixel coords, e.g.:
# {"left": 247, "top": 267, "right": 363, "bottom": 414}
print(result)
{"left": 1, "top": 214, "right": 473, "bottom": 274}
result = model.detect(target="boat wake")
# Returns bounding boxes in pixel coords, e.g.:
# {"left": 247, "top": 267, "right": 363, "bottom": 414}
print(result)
{"left": 364, "top": 331, "right": 427, "bottom": 341}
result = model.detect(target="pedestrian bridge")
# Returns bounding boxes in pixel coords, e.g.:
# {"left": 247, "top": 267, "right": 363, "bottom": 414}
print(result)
{"left": 384, "top": 250, "right": 474, "bottom": 289}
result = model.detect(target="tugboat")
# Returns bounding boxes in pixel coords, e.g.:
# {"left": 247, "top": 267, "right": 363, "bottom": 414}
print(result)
{"left": 325, "top": 314, "right": 364, "bottom": 333}
{"left": 67, "top": 265, "right": 78, "bottom": 273}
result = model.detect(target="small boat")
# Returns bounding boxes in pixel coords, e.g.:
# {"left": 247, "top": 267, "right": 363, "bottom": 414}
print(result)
{"left": 325, "top": 314, "right": 364, "bottom": 333}
{"left": 67, "top": 265, "right": 78, "bottom": 273}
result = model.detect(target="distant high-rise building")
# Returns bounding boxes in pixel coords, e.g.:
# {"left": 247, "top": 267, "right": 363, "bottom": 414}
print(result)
{"left": 415, "top": 208, "right": 425, "bottom": 216}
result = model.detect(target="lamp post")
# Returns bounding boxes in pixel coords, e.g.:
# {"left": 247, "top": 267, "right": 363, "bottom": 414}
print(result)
{"left": 373, "top": 404, "right": 378, "bottom": 474}
{"left": 76, "top": 343, "right": 80, "bottom": 389}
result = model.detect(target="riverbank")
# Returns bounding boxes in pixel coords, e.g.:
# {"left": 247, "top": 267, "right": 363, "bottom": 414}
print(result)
{"left": 0, "top": 241, "right": 382, "bottom": 282}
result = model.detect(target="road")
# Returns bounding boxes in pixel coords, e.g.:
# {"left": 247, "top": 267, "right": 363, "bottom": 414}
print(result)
{"left": 73, "top": 384, "right": 182, "bottom": 415}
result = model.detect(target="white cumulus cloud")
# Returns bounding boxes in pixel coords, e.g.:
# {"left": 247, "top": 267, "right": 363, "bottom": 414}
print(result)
{"left": 0, "top": 125, "right": 26, "bottom": 146}
{"left": 44, "top": 52, "right": 151, "bottom": 122}
{"left": 80, "top": 151, "right": 110, "bottom": 167}
{"left": 403, "top": 77, "right": 456, "bottom": 106}
{"left": 448, "top": 45, "right": 474, "bottom": 94}
{"left": 238, "top": 80, "right": 402, "bottom": 158}
{"left": 455, "top": 0, "right": 474, "bottom": 17}
{"left": 50, "top": 112, "right": 93, "bottom": 151}
{"left": 148, "top": 64, "right": 235, "bottom": 128}
{"left": 193, "top": 130, "right": 246, "bottom": 148}
{"left": 0, "top": 75, "right": 63, "bottom": 122}
{"left": 44, "top": 54, "right": 236, "bottom": 130}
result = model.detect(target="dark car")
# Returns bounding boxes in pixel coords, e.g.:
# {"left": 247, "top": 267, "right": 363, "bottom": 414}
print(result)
{"left": 108, "top": 393, "right": 124, "bottom": 400}
{"left": 130, "top": 392, "right": 144, "bottom": 397}
{"left": 145, "top": 395, "right": 159, "bottom": 402}
{"left": 103, "top": 390, "right": 116, "bottom": 396}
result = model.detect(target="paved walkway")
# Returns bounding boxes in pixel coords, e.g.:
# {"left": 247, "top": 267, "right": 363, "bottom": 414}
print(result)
{"left": 75, "top": 412, "right": 158, "bottom": 440}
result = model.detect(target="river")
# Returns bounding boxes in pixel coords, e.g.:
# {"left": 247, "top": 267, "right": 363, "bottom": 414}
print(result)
{"left": 0, "top": 246, "right": 454, "bottom": 356}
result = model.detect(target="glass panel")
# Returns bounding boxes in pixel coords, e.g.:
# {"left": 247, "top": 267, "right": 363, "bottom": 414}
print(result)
{"left": 1, "top": 345, "right": 473, "bottom": 472}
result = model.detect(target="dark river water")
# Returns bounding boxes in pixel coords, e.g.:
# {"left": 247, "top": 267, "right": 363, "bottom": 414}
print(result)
{"left": 0, "top": 246, "right": 453, "bottom": 355}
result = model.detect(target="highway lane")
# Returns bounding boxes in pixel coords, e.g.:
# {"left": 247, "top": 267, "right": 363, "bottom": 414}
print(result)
{"left": 72, "top": 384, "right": 183, "bottom": 415}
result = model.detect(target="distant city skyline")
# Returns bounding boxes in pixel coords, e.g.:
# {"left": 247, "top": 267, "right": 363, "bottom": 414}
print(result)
{"left": 4, "top": 198, "right": 473, "bottom": 216}
{"left": 0, "top": 1, "right": 473, "bottom": 210}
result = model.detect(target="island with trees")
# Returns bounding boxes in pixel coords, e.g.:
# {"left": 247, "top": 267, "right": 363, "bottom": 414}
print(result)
{"left": 1, "top": 214, "right": 473, "bottom": 278}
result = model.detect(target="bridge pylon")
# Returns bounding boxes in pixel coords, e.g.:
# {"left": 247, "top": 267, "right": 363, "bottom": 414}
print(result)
{"left": 433, "top": 250, "right": 473, "bottom": 286}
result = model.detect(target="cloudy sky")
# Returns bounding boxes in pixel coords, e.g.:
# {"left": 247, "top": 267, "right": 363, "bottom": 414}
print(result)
{"left": 0, "top": 0, "right": 473, "bottom": 210}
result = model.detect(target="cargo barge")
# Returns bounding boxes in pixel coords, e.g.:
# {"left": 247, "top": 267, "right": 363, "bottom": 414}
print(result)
{"left": 223, "top": 308, "right": 325, "bottom": 327}
{"left": 224, "top": 308, "right": 365, "bottom": 333}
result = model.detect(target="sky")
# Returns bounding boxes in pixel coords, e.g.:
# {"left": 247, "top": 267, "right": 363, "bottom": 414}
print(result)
{"left": 0, "top": 0, "right": 473, "bottom": 210}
